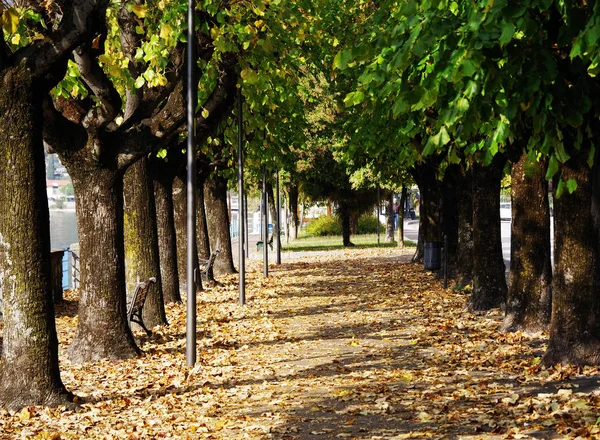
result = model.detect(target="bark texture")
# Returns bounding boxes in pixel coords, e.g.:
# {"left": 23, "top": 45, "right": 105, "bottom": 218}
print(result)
{"left": 398, "top": 187, "right": 407, "bottom": 248}
{"left": 339, "top": 201, "right": 353, "bottom": 247}
{"left": 470, "top": 156, "right": 508, "bottom": 311}
{"left": 411, "top": 162, "right": 442, "bottom": 264}
{"left": 441, "top": 164, "right": 460, "bottom": 278}
{"left": 503, "top": 155, "right": 552, "bottom": 332}
{"left": 151, "top": 158, "right": 181, "bottom": 303}
{"left": 385, "top": 192, "right": 395, "bottom": 243}
{"left": 455, "top": 164, "right": 474, "bottom": 289}
{"left": 204, "top": 174, "right": 236, "bottom": 274}
{"left": 123, "top": 157, "right": 167, "bottom": 328}
{"left": 288, "top": 185, "right": 300, "bottom": 240}
{"left": 543, "top": 146, "right": 600, "bottom": 366}
{"left": 196, "top": 175, "right": 214, "bottom": 283}
{"left": 0, "top": 69, "right": 72, "bottom": 409}
{"left": 173, "top": 173, "right": 202, "bottom": 290}
{"left": 67, "top": 165, "right": 140, "bottom": 362}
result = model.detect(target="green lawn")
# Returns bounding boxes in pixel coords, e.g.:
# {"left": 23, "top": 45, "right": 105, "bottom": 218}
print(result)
{"left": 281, "top": 233, "right": 416, "bottom": 252}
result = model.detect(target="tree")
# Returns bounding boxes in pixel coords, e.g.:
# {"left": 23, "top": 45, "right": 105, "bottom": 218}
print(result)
{"left": 0, "top": 0, "right": 109, "bottom": 408}
{"left": 124, "top": 156, "right": 168, "bottom": 329}
{"left": 503, "top": 153, "right": 552, "bottom": 332}
{"left": 149, "top": 151, "right": 182, "bottom": 303}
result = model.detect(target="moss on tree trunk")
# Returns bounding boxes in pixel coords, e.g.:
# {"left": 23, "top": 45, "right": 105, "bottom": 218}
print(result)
{"left": 503, "top": 155, "right": 552, "bottom": 332}
{"left": 123, "top": 157, "right": 167, "bottom": 329}
{"left": 0, "top": 68, "right": 73, "bottom": 409}
{"left": 470, "top": 156, "right": 507, "bottom": 311}
{"left": 204, "top": 174, "right": 236, "bottom": 274}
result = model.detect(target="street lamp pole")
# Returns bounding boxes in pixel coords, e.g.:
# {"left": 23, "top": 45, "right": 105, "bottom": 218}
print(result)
{"left": 237, "top": 87, "right": 245, "bottom": 305}
{"left": 185, "top": 0, "right": 197, "bottom": 367}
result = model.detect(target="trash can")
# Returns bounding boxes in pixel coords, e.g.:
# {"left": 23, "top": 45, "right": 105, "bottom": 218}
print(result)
{"left": 424, "top": 242, "right": 441, "bottom": 271}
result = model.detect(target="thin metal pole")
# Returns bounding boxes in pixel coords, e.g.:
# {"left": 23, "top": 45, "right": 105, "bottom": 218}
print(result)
{"left": 377, "top": 185, "right": 381, "bottom": 245}
{"left": 185, "top": 0, "right": 197, "bottom": 367}
{"left": 237, "top": 87, "right": 245, "bottom": 305}
{"left": 276, "top": 170, "right": 281, "bottom": 264}
{"left": 244, "top": 192, "right": 249, "bottom": 258}
{"left": 262, "top": 165, "right": 269, "bottom": 277}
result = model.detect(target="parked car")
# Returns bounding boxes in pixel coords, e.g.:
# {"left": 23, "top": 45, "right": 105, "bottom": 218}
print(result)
{"left": 500, "top": 202, "right": 512, "bottom": 221}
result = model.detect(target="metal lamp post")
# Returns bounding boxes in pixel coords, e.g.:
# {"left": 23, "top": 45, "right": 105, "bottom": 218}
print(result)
{"left": 186, "top": 0, "right": 197, "bottom": 367}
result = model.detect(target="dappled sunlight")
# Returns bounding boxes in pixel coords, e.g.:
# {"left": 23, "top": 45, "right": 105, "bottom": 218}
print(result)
{"left": 1, "top": 248, "right": 599, "bottom": 438}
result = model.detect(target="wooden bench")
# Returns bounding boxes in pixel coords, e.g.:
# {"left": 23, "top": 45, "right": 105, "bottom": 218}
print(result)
{"left": 127, "top": 277, "right": 156, "bottom": 336}
{"left": 199, "top": 249, "right": 220, "bottom": 282}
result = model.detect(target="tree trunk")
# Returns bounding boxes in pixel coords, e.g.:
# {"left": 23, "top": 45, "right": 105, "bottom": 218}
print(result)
{"left": 411, "top": 163, "right": 442, "bottom": 264}
{"left": 288, "top": 185, "right": 300, "bottom": 239}
{"left": 196, "top": 176, "right": 214, "bottom": 283}
{"left": 67, "top": 164, "right": 140, "bottom": 362}
{"left": 123, "top": 157, "right": 167, "bottom": 328}
{"left": 385, "top": 192, "right": 395, "bottom": 242}
{"left": 204, "top": 174, "right": 236, "bottom": 274}
{"left": 470, "top": 156, "right": 508, "bottom": 311}
{"left": 267, "top": 183, "right": 276, "bottom": 231}
{"left": 339, "top": 201, "right": 353, "bottom": 246}
{"left": 172, "top": 173, "right": 202, "bottom": 291}
{"left": 455, "top": 164, "right": 474, "bottom": 289}
{"left": 0, "top": 70, "right": 73, "bottom": 409}
{"left": 151, "top": 160, "right": 181, "bottom": 303}
{"left": 398, "top": 187, "right": 407, "bottom": 248}
{"left": 543, "top": 145, "right": 600, "bottom": 366}
{"left": 441, "top": 164, "right": 460, "bottom": 278}
{"left": 173, "top": 174, "right": 188, "bottom": 288}
{"left": 503, "top": 155, "right": 552, "bottom": 332}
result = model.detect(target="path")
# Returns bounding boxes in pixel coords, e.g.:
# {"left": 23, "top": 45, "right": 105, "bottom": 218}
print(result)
{"left": 4, "top": 248, "right": 598, "bottom": 439}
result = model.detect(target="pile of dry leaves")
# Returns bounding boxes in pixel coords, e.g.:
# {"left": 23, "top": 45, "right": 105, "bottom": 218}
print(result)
{"left": 1, "top": 247, "right": 600, "bottom": 439}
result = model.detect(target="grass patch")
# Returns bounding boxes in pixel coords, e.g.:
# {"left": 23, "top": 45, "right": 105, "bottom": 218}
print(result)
{"left": 281, "top": 234, "right": 416, "bottom": 252}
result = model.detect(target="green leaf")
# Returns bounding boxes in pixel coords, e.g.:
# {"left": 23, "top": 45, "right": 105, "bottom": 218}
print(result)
{"left": 462, "top": 59, "right": 478, "bottom": 77}
{"left": 588, "top": 146, "right": 596, "bottom": 168}
{"left": 566, "top": 178, "right": 578, "bottom": 194}
{"left": 134, "top": 76, "right": 146, "bottom": 89}
{"left": 554, "top": 141, "right": 570, "bottom": 163}
{"left": 545, "top": 154, "right": 559, "bottom": 180}
{"left": 333, "top": 49, "right": 353, "bottom": 70}
{"left": 499, "top": 22, "right": 515, "bottom": 46}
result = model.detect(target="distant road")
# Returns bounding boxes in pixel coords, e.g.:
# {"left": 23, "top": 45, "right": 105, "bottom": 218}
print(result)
{"left": 404, "top": 219, "right": 555, "bottom": 272}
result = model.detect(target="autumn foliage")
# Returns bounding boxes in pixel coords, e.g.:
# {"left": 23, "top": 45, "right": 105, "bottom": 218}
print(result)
{"left": 0, "top": 249, "right": 598, "bottom": 438}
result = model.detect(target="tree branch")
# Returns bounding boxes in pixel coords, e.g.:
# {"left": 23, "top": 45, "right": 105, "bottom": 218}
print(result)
{"left": 73, "top": 42, "right": 122, "bottom": 130}
{"left": 12, "top": 0, "right": 110, "bottom": 84}
{"left": 42, "top": 96, "right": 88, "bottom": 156}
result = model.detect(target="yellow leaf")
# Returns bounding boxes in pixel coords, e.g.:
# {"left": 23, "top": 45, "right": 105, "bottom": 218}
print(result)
{"left": 201, "top": 109, "right": 209, "bottom": 119}
{"left": 3, "top": 7, "right": 20, "bottom": 34}
{"left": 18, "top": 406, "right": 31, "bottom": 421}
{"left": 213, "top": 418, "right": 229, "bottom": 431}
{"left": 11, "top": 33, "right": 20, "bottom": 45}
{"left": 159, "top": 24, "right": 172, "bottom": 40}
{"left": 131, "top": 4, "right": 147, "bottom": 18}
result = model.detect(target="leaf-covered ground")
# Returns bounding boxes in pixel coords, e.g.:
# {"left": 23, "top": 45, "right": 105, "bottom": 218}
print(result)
{"left": 2, "top": 247, "right": 600, "bottom": 439}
